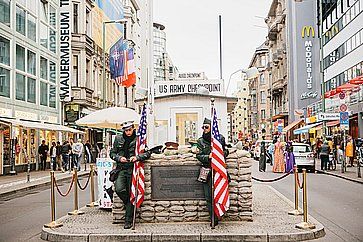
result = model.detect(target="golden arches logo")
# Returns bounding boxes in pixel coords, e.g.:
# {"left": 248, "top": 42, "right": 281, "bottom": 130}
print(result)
{"left": 301, "top": 26, "right": 315, "bottom": 38}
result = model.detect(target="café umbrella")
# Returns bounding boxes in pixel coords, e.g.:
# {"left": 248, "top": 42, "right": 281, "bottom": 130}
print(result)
{"left": 75, "top": 107, "right": 140, "bottom": 129}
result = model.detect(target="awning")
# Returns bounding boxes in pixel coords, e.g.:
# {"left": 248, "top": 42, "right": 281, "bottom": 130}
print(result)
{"left": 349, "top": 75, "right": 363, "bottom": 85}
{"left": 325, "top": 82, "right": 360, "bottom": 98}
{"left": 282, "top": 119, "right": 304, "bottom": 133}
{"left": 293, "top": 122, "right": 322, "bottom": 135}
{"left": 0, "top": 118, "right": 83, "bottom": 133}
{"left": 327, "top": 120, "right": 340, "bottom": 127}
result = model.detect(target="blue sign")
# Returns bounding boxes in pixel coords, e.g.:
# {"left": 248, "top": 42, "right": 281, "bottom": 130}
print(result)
{"left": 340, "top": 112, "right": 349, "bottom": 125}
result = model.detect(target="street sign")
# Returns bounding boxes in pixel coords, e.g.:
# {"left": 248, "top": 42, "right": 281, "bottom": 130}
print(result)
{"left": 339, "top": 92, "right": 346, "bottom": 99}
{"left": 318, "top": 112, "right": 340, "bottom": 121}
{"left": 340, "top": 112, "right": 349, "bottom": 126}
{"left": 339, "top": 104, "right": 347, "bottom": 112}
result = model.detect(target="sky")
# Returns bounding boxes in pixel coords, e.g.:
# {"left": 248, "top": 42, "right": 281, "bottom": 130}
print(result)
{"left": 153, "top": 0, "right": 272, "bottom": 95}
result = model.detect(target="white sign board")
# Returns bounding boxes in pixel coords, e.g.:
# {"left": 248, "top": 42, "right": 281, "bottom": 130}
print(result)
{"left": 155, "top": 80, "right": 224, "bottom": 97}
{"left": 96, "top": 158, "right": 114, "bottom": 208}
{"left": 177, "top": 72, "right": 205, "bottom": 80}
{"left": 318, "top": 112, "right": 340, "bottom": 121}
{"left": 59, "top": 0, "right": 71, "bottom": 100}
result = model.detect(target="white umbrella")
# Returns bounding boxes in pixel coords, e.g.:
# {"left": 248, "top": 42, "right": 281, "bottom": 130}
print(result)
{"left": 75, "top": 107, "right": 140, "bottom": 129}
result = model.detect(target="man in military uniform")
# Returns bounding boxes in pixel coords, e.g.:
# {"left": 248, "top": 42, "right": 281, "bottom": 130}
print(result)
{"left": 110, "top": 121, "right": 151, "bottom": 229}
{"left": 196, "top": 118, "right": 229, "bottom": 226}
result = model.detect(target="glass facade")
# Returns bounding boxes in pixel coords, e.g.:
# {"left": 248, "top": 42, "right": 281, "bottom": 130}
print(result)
{"left": 0, "top": 36, "right": 10, "bottom": 65}
{"left": 0, "top": 0, "right": 10, "bottom": 26}
{"left": 0, "top": 67, "right": 10, "bottom": 97}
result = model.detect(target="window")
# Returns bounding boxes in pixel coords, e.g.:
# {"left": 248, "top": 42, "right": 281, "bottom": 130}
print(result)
{"left": 86, "top": 8, "right": 91, "bottom": 36}
{"left": 0, "top": 36, "right": 10, "bottom": 65}
{"left": 16, "top": 5, "right": 26, "bottom": 35}
{"left": 49, "top": 61, "right": 56, "bottom": 83}
{"left": 49, "top": 5, "right": 56, "bottom": 28}
{"left": 16, "top": 45, "right": 25, "bottom": 71}
{"left": 40, "top": 81, "right": 47, "bottom": 106}
{"left": 40, "top": 22, "right": 48, "bottom": 48}
{"left": 72, "top": 55, "right": 78, "bottom": 86}
{"left": 16, "top": 73, "right": 26, "bottom": 101}
{"left": 27, "top": 50, "right": 36, "bottom": 75}
{"left": 0, "top": 0, "right": 10, "bottom": 26}
{"left": 0, "top": 67, "right": 10, "bottom": 97}
{"left": 261, "top": 110, "right": 266, "bottom": 119}
{"left": 40, "top": 0, "right": 48, "bottom": 22}
{"left": 260, "top": 91, "right": 266, "bottom": 104}
{"left": 73, "top": 4, "right": 78, "bottom": 33}
{"left": 260, "top": 74, "right": 265, "bottom": 85}
{"left": 49, "top": 28, "right": 56, "bottom": 53}
{"left": 27, "top": 13, "right": 36, "bottom": 42}
{"left": 49, "top": 85, "right": 56, "bottom": 108}
{"left": 40, "top": 57, "right": 47, "bottom": 80}
{"left": 27, "top": 77, "right": 36, "bottom": 103}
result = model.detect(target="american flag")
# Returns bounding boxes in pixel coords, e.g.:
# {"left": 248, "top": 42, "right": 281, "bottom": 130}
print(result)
{"left": 130, "top": 104, "right": 147, "bottom": 208}
{"left": 211, "top": 107, "right": 230, "bottom": 218}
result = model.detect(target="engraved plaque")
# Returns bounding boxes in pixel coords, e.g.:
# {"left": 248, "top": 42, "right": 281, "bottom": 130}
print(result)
{"left": 151, "top": 165, "right": 204, "bottom": 200}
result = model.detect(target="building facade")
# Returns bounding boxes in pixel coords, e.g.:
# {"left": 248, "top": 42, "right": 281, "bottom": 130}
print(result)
{"left": 231, "top": 77, "right": 249, "bottom": 141}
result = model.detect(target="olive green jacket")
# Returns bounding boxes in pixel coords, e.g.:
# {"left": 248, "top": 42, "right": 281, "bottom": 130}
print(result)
{"left": 196, "top": 134, "right": 229, "bottom": 167}
{"left": 110, "top": 134, "right": 151, "bottom": 169}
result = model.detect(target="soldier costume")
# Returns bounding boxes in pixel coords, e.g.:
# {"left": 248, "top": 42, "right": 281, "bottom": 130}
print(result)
{"left": 110, "top": 121, "right": 151, "bottom": 229}
{"left": 196, "top": 118, "right": 229, "bottom": 226}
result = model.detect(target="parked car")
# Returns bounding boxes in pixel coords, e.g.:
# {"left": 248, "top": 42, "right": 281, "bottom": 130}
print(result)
{"left": 253, "top": 140, "right": 273, "bottom": 160}
{"left": 292, "top": 143, "right": 315, "bottom": 172}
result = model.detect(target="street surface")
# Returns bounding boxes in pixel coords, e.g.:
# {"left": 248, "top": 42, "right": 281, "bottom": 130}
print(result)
{"left": 252, "top": 160, "right": 363, "bottom": 242}
{"left": 0, "top": 176, "right": 96, "bottom": 242}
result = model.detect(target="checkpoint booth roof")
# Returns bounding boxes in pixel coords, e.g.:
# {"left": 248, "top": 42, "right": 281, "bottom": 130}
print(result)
{"left": 75, "top": 107, "right": 140, "bottom": 129}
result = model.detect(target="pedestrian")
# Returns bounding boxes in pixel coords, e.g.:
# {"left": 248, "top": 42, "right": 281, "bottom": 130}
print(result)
{"left": 61, "top": 141, "right": 72, "bottom": 171}
{"left": 259, "top": 141, "right": 266, "bottom": 172}
{"left": 196, "top": 118, "right": 229, "bottom": 227}
{"left": 38, "top": 140, "right": 49, "bottom": 171}
{"left": 346, "top": 138, "right": 354, "bottom": 167}
{"left": 268, "top": 139, "right": 276, "bottom": 166}
{"left": 50, "top": 142, "right": 57, "bottom": 171}
{"left": 320, "top": 141, "right": 330, "bottom": 170}
{"left": 285, "top": 141, "right": 295, "bottom": 173}
{"left": 272, "top": 138, "right": 285, "bottom": 173}
{"left": 72, "top": 139, "right": 84, "bottom": 171}
{"left": 110, "top": 120, "right": 151, "bottom": 229}
{"left": 84, "top": 140, "right": 92, "bottom": 163}
{"left": 56, "top": 141, "right": 64, "bottom": 172}
{"left": 316, "top": 137, "right": 322, "bottom": 158}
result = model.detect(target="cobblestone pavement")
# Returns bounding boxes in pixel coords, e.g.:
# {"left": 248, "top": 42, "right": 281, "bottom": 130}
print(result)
{"left": 41, "top": 184, "right": 325, "bottom": 241}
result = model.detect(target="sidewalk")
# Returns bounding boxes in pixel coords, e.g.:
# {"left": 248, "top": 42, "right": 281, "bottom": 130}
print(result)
{"left": 0, "top": 164, "right": 92, "bottom": 198}
{"left": 315, "top": 159, "right": 363, "bottom": 184}
{"left": 41, "top": 184, "right": 325, "bottom": 242}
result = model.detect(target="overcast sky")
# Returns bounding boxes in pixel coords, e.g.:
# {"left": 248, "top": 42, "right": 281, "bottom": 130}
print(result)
{"left": 153, "top": 0, "right": 272, "bottom": 95}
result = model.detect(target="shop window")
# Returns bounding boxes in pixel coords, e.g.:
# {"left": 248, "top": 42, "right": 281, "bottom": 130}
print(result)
{"left": 40, "top": 81, "right": 48, "bottom": 106}
{"left": 27, "top": 13, "right": 36, "bottom": 42}
{"left": 27, "top": 77, "right": 36, "bottom": 103}
{"left": 16, "top": 73, "right": 26, "bottom": 101}
{"left": 40, "top": 57, "right": 47, "bottom": 80}
{"left": 16, "top": 5, "right": 26, "bottom": 35}
{"left": 0, "top": 67, "right": 10, "bottom": 97}
{"left": 0, "top": 0, "right": 10, "bottom": 26}
{"left": 16, "top": 44, "right": 25, "bottom": 71}
{"left": 0, "top": 36, "right": 10, "bottom": 65}
{"left": 49, "top": 85, "right": 56, "bottom": 108}
{"left": 40, "top": 22, "right": 48, "bottom": 48}
{"left": 27, "top": 50, "right": 36, "bottom": 75}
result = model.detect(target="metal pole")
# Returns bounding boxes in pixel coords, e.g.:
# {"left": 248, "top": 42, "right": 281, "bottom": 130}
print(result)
{"left": 132, "top": 163, "right": 140, "bottom": 230}
{"left": 102, "top": 22, "right": 106, "bottom": 109}
{"left": 288, "top": 166, "right": 303, "bottom": 216}
{"left": 219, "top": 15, "right": 223, "bottom": 80}
{"left": 211, "top": 99, "right": 215, "bottom": 229}
{"left": 319, "top": 0, "right": 326, "bottom": 139}
{"left": 342, "top": 130, "right": 346, "bottom": 173}
{"left": 44, "top": 171, "right": 63, "bottom": 228}
{"left": 87, "top": 165, "right": 99, "bottom": 207}
{"left": 68, "top": 168, "right": 84, "bottom": 215}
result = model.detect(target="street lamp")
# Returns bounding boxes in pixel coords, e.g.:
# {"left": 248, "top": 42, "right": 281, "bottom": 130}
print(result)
{"left": 225, "top": 67, "right": 260, "bottom": 96}
{"left": 102, "top": 19, "right": 128, "bottom": 109}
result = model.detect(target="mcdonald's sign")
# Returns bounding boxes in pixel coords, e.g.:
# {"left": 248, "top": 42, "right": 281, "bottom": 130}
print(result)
{"left": 301, "top": 26, "right": 315, "bottom": 38}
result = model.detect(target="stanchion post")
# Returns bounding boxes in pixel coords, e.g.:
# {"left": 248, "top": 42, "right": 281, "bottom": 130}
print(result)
{"left": 44, "top": 171, "right": 63, "bottom": 228}
{"left": 288, "top": 166, "right": 303, "bottom": 216}
{"left": 87, "top": 165, "right": 99, "bottom": 207}
{"left": 296, "top": 169, "right": 316, "bottom": 230}
{"left": 68, "top": 168, "right": 85, "bottom": 215}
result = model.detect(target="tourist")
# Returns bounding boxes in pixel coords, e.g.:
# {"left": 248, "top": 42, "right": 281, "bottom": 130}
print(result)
{"left": 38, "top": 140, "right": 49, "bottom": 171}
{"left": 285, "top": 141, "right": 295, "bottom": 173}
{"left": 72, "top": 139, "right": 84, "bottom": 171}
{"left": 272, "top": 138, "right": 285, "bottom": 173}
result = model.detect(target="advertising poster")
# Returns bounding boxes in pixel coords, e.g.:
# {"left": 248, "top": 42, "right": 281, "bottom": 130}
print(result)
{"left": 96, "top": 158, "right": 114, "bottom": 208}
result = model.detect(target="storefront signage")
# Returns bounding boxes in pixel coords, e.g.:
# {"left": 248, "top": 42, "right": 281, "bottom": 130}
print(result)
{"left": 0, "top": 108, "right": 12, "bottom": 117}
{"left": 59, "top": 0, "right": 71, "bottom": 100}
{"left": 15, "top": 110, "right": 37, "bottom": 121}
{"left": 302, "top": 26, "right": 315, "bottom": 94}
{"left": 318, "top": 112, "right": 340, "bottom": 121}
{"left": 65, "top": 105, "right": 79, "bottom": 123}
{"left": 300, "top": 91, "right": 318, "bottom": 100}
{"left": 177, "top": 72, "right": 204, "bottom": 80}
{"left": 96, "top": 158, "right": 114, "bottom": 208}
{"left": 155, "top": 80, "right": 224, "bottom": 96}
{"left": 40, "top": 115, "right": 58, "bottom": 124}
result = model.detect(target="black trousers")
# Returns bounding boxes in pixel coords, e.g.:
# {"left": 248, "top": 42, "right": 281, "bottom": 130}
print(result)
{"left": 321, "top": 155, "right": 329, "bottom": 170}
{"left": 203, "top": 176, "right": 218, "bottom": 224}
{"left": 40, "top": 155, "right": 47, "bottom": 170}
{"left": 114, "top": 169, "right": 134, "bottom": 223}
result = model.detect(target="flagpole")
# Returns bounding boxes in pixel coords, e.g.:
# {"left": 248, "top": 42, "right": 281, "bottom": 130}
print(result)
{"left": 211, "top": 98, "right": 215, "bottom": 229}
{"left": 132, "top": 162, "right": 140, "bottom": 230}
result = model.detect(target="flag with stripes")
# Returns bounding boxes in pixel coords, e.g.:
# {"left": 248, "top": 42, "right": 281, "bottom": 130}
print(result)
{"left": 211, "top": 107, "right": 230, "bottom": 218}
{"left": 130, "top": 104, "right": 147, "bottom": 208}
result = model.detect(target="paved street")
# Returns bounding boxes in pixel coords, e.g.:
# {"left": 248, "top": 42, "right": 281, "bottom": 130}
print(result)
{"left": 0, "top": 176, "right": 95, "bottom": 242}
{"left": 252, "top": 160, "right": 363, "bottom": 242}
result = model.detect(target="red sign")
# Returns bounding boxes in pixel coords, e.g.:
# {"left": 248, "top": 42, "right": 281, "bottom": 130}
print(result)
{"left": 340, "top": 104, "right": 347, "bottom": 112}
{"left": 339, "top": 92, "right": 345, "bottom": 99}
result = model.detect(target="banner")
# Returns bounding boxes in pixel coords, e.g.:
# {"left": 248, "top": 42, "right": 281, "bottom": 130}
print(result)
{"left": 96, "top": 158, "right": 114, "bottom": 208}
{"left": 59, "top": 0, "right": 71, "bottom": 100}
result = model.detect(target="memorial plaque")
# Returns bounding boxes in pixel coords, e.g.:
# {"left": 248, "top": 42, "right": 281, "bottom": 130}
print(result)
{"left": 151, "top": 165, "right": 204, "bottom": 200}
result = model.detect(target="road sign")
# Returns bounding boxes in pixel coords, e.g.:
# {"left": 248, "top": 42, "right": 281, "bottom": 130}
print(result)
{"left": 318, "top": 112, "right": 340, "bottom": 121}
{"left": 340, "top": 112, "right": 349, "bottom": 125}
{"left": 340, "top": 104, "right": 347, "bottom": 112}
{"left": 339, "top": 92, "right": 345, "bottom": 99}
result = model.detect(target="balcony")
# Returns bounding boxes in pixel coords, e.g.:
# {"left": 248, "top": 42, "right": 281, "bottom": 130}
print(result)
{"left": 272, "top": 78, "right": 285, "bottom": 93}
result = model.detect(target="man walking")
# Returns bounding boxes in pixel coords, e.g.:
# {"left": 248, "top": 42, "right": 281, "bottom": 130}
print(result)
{"left": 56, "top": 141, "right": 64, "bottom": 172}
{"left": 38, "top": 140, "right": 49, "bottom": 171}
{"left": 110, "top": 121, "right": 151, "bottom": 229}
{"left": 61, "top": 141, "right": 72, "bottom": 171}
{"left": 72, "top": 139, "right": 84, "bottom": 171}
{"left": 196, "top": 118, "right": 229, "bottom": 226}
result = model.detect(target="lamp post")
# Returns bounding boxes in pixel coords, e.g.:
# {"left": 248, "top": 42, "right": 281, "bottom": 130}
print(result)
{"left": 225, "top": 67, "right": 259, "bottom": 96}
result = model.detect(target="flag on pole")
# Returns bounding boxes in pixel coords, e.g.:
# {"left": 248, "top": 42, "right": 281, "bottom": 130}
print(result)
{"left": 122, "top": 48, "right": 136, "bottom": 87}
{"left": 211, "top": 107, "right": 230, "bottom": 218}
{"left": 130, "top": 104, "right": 147, "bottom": 208}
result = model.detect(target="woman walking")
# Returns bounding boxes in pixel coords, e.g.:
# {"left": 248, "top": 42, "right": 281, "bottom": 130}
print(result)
{"left": 273, "top": 138, "right": 285, "bottom": 173}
